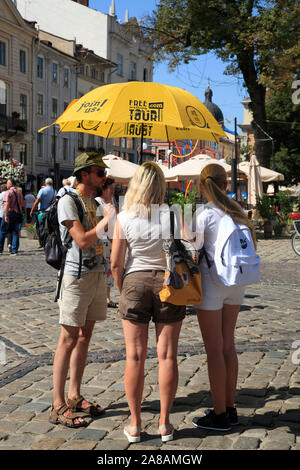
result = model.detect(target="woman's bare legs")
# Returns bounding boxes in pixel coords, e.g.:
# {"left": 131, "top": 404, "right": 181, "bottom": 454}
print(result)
{"left": 196, "top": 309, "right": 226, "bottom": 414}
{"left": 197, "top": 305, "right": 240, "bottom": 414}
{"left": 122, "top": 319, "right": 148, "bottom": 430}
{"left": 222, "top": 304, "right": 240, "bottom": 408}
{"left": 155, "top": 321, "right": 183, "bottom": 428}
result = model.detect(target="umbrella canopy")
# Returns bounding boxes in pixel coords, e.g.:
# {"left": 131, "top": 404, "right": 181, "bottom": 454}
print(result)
{"left": 164, "top": 155, "right": 241, "bottom": 182}
{"left": 39, "top": 81, "right": 226, "bottom": 142}
{"left": 238, "top": 160, "right": 284, "bottom": 182}
{"left": 105, "top": 159, "right": 139, "bottom": 184}
{"left": 247, "top": 154, "right": 263, "bottom": 206}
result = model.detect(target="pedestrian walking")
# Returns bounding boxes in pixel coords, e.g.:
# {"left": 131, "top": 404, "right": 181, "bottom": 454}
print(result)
{"left": 50, "top": 152, "right": 116, "bottom": 428}
{"left": 0, "top": 184, "right": 6, "bottom": 226}
{"left": 95, "top": 177, "right": 118, "bottom": 308}
{"left": 191, "top": 163, "right": 257, "bottom": 432}
{"left": 0, "top": 178, "right": 25, "bottom": 255}
{"left": 24, "top": 189, "right": 35, "bottom": 223}
{"left": 56, "top": 178, "right": 77, "bottom": 198}
{"left": 30, "top": 177, "right": 57, "bottom": 247}
{"left": 111, "top": 162, "right": 185, "bottom": 443}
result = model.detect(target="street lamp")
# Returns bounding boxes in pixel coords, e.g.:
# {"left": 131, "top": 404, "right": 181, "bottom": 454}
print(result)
{"left": 3, "top": 141, "right": 11, "bottom": 159}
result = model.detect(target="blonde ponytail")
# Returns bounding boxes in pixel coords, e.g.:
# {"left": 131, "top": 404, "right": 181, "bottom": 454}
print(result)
{"left": 200, "top": 163, "right": 257, "bottom": 249}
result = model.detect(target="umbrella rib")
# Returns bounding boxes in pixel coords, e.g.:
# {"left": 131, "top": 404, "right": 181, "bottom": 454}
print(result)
{"left": 165, "top": 125, "right": 170, "bottom": 143}
{"left": 106, "top": 123, "right": 114, "bottom": 139}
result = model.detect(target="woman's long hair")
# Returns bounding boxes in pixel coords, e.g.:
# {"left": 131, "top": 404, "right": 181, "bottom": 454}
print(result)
{"left": 124, "top": 161, "right": 166, "bottom": 217}
{"left": 200, "top": 163, "right": 257, "bottom": 248}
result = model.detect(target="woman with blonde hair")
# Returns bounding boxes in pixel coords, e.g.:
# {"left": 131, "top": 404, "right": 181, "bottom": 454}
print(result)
{"left": 191, "top": 163, "right": 257, "bottom": 432}
{"left": 111, "top": 162, "right": 185, "bottom": 443}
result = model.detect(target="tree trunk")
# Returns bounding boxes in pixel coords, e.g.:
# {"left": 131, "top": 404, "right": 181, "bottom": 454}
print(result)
{"left": 238, "top": 52, "right": 271, "bottom": 168}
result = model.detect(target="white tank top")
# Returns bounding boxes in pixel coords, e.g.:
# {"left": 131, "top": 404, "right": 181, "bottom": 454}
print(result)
{"left": 117, "top": 206, "right": 175, "bottom": 275}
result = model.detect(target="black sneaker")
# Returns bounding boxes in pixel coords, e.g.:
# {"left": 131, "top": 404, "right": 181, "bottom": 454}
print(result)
{"left": 226, "top": 406, "right": 239, "bottom": 426}
{"left": 192, "top": 410, "right": 232, "bottom": 431}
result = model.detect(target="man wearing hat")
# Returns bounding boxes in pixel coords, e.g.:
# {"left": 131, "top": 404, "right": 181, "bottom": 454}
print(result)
{"left": 50, "top": 152, "right": 116, "bottom": 428}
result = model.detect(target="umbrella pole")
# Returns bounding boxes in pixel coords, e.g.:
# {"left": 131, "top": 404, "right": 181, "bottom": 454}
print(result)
{"left": 231, "top": 117, "right": 238, "bottom": 199}
{"left": 139, "top": 124, "right": 144, "bottom": 165}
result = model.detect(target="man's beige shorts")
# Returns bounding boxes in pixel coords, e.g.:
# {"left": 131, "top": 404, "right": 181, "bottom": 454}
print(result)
{"left": 58, "top": 272, "right": 107, "bottom": 327}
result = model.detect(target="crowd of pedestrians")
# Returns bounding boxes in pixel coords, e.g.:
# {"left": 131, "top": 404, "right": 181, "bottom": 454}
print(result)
{"left": 0, "top": 151, "right": 259, "bottom": 442}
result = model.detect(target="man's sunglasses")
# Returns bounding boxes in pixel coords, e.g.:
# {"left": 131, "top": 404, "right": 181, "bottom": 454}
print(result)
{"left": 91, "top": 169, "right": 106, "bottom": 177}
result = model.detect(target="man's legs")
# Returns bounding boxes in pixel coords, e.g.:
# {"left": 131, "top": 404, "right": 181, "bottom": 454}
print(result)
{"left": 52, "top": 324, "right": 86, "bottom": 425}
{"left": 0, "top": 217, "right": 8, "bottom": 252}
{"left": 67, "top": 320, "right": 97, "bottom": 408}
{"left": 10, "top": 213, "right": 20, "bottom": 254}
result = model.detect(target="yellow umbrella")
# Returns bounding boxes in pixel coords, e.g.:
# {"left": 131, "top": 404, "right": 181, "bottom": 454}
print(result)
{"left": 39, "top": 81, "right": 226, "bottom": 142}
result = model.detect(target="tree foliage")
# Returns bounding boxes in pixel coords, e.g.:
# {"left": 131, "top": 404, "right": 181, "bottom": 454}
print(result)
{"left": 143, "top": 0, "right": 300, "bottom": 168}
{"left": 265, "top": 83, "right": 300, "bottom": 184}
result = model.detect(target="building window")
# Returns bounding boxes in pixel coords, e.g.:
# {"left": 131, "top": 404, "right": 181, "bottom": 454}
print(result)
{"left": 52, "top": 62, "right": 58, "bottom": 83}
{"left": 143, "top": 68, "right": 148, "bottom": 82}
{"left": 37, "top": 133, "right": 43, "bottom": 157}
{"left": 0, "top": 80, "right": 7, "bottom": 117}
{"left": 20, "top": 143, "right": 27, "bottom": 165}
{"left": 20, "top": 50, "right": 26, "bottom": 73}
{"left": 37, "top": 57, "right": 43, "bottom": 78}
{"left": 90, "top": 66, "right": 96, "bottom": 79}
{"left": 51, "top": 98, "right": 58, "bottom": 118}
{"left": 116, "top": 54, "right": 123, "bottom": 76}
{"left": 0, "top": 42, "right": 6, "bottom": 66}
{"left": 63, "top": 138, "right": 69, "bottom": 161}
{"left": 99, "top": 71, "right": 104, "bottom": 82}
{"left": 63, "top": 68, "right": 69, "bottom": 87}
{"left": 20, "top": 94, "right": 27, "bottom": 120}
{"left": 37, "top": 94, "right": 43, "bottom": 115}
{"left": 130, "top": 62, "right": 136, "bottom": 81}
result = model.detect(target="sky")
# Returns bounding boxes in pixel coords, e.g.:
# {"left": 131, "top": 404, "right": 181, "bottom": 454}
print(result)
{"left": 90, "top": 0, "right": 247, "bottom": 132}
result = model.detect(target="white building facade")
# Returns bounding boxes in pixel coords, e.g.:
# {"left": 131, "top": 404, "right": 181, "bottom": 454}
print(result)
{"left": 34, "top": 37, "right": 78, "bottom": 187}
{"left": 16, "top": 0, "right": 154, "bottom": 161}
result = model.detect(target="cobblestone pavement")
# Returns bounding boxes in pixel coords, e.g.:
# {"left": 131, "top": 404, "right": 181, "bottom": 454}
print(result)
{"left": 0, "top": 231, "right": 299, "bottom": 451}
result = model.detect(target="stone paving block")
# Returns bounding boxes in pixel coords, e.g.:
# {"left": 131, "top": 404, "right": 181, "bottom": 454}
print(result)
{"left": 73, "top": 428, "right": 107, "bottom": 441}
{"left": 9, "top": 411, "right": 35, "bottom": 422}
{"left": 200, "top": 436, "right": 233, "bottom": 450}
{"left": 18, "top": 402, "right": 51, "bottom": 412}
{"left": 233, "top": 436, "right": 260, "bottom": 450}
{"left": 60, "top": 440, "right": 97, "bottom": 450}
{"left": 94, "top": 439, "right": 129, "bottom": 451}
{"left": 17, "top": 421, "right": 54, "bottom": 434}
{"left": 30, "top": 437, "right": 66, "bottom": 450}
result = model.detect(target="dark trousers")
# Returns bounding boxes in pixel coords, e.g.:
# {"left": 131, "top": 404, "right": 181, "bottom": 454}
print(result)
{"left": 0, "top": 212, "right": 21, "bottom": 254}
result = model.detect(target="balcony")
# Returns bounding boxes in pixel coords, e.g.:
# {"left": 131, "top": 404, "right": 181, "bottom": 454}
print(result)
{"left": 0, "top": 114, "right": 27, "bottom": 138}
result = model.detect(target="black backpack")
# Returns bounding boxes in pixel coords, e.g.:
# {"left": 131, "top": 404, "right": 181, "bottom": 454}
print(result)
{"left": 38, "top": 192, "right": 84, "bottom": 301}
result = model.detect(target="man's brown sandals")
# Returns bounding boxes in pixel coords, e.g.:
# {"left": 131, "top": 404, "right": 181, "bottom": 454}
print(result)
{"left": 49, "top": 404, "right": 88, "bottom": 428}
{"left": 66, "top": 395, "right": 105, "bottom": 418}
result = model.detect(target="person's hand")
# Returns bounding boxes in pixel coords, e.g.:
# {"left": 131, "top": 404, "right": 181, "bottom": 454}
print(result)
{"left": 5, "top": 216, "right": 8, "bottom": 224}
{"left": 104, "top": 203, "right": 116, "bottom": 222}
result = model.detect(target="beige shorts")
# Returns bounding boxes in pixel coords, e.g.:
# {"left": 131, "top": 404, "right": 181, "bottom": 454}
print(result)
{"left": 58, "top": 272, "right": 107, "bottom": 327}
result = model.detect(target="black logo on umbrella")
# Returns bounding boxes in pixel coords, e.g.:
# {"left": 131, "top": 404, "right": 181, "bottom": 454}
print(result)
{"left": 77, "top": 121, "right": 101, "bottom": 131}
{"left": 186, "top": 106, "right": 206, "bottom": 128}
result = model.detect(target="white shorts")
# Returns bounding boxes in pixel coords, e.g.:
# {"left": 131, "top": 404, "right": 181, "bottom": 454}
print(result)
{"left": 195, "top": 271, "right": 245, "bottom": 311}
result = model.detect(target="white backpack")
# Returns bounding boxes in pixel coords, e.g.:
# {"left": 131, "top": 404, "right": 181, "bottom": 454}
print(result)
{"left": 203, "top": 214, "right": 260, "bottom": 286}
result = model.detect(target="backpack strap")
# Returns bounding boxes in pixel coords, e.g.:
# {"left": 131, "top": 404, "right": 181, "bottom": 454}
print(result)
{"left": 54, "top": 193, "right": 84, "bottom": 302}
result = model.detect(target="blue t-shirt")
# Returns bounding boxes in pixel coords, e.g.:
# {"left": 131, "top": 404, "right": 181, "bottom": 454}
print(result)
{"left": 37, "top": 185, "right": 57, "bottom": 210}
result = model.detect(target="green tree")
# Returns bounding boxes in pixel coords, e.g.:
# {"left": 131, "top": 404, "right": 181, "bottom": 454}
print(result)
{"left": 265, "top": 83, "right": 300, "bottom": 184}
{"left": 144, "top": 0, "right": 300, "bottom": 168}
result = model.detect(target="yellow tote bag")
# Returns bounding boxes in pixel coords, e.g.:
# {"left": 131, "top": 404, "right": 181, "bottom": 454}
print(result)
{"left": 159, "top": 211, "right": 202, "bottom": 306}
{"left": 159, "top": 261, "right": 202, "bottom": 306}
